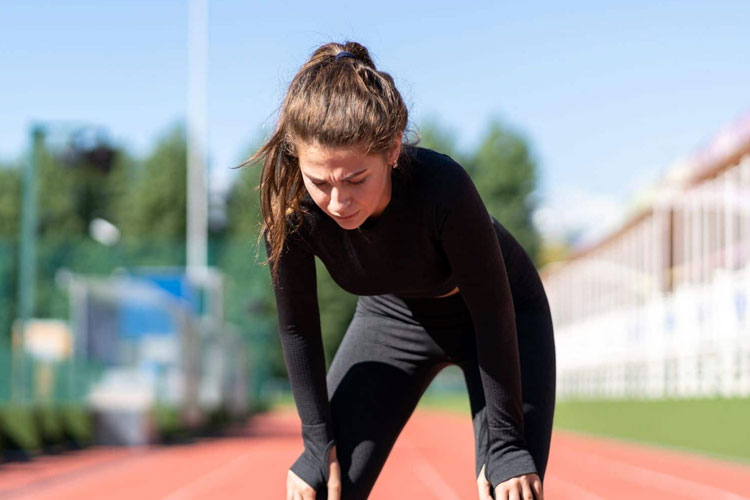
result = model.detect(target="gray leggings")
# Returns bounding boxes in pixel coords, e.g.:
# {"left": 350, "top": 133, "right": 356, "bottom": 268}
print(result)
{"left": 307, "top": 291, "right": 556, "bottom": 499}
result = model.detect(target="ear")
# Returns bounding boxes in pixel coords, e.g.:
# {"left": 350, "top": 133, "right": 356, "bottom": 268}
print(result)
{"left": 389, "top": 135, "right": 403, "bottom": 165}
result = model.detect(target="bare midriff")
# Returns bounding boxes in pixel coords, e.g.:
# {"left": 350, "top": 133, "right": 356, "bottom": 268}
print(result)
{"left": 434, "top": 286, "right": 459, "bottom": 298}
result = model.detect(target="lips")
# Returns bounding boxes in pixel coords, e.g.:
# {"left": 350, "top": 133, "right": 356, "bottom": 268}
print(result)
{"left": 334, "top": 211, "right": 358, "bottom": 220}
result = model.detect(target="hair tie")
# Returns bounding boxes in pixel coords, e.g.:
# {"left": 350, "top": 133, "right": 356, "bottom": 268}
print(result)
{"left": 335, "top": 51, "right": 356, "bottom": 61}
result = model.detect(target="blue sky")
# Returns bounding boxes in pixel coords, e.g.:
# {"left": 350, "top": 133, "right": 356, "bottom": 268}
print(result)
{"left": 2, "top": 1, "right": 749, "bottom": 244}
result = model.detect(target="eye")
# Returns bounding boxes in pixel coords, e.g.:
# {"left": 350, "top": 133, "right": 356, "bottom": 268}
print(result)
{"left": 349, "top": 178, "right": 367, "bottom": 185}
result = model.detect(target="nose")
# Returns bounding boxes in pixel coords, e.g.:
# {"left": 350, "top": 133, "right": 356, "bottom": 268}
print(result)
{"left": 329, "top": 186, "right": 351, "bottom": 213}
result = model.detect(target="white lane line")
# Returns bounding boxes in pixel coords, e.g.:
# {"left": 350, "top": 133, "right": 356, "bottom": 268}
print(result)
{"left": 575, "top": 450, "right": 750, "bottom": 500}
{"left": 402, "top": 439, "right": 462, "bottom": 500}
{"left": 162, "top": 451, "right": 254, "bottom": 500}
{"left": 543, "top": 473, "right": 606, "bottom": 500}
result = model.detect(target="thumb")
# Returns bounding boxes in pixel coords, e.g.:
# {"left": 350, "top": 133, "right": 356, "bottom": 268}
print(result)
{"left": 477, "top": 464, "right": 493, "bottom": 500}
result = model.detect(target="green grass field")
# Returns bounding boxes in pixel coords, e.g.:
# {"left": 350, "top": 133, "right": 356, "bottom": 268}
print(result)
{"left": 270, "top": 391, "right": 750, "bottom": 464}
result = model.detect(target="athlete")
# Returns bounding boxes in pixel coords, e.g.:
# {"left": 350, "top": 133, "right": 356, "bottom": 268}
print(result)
{"left": 245, "top": 41, "right": 556, "bottom": 500}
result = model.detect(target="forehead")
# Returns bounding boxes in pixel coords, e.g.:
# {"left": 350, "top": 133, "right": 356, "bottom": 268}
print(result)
{"left": 296, "top": 142, "right": 378, "bottom": 175}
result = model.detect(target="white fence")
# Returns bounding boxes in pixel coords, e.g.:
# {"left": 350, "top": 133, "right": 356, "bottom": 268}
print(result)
{"left": 544, "top": 119, "right": 750, "bottom": 400}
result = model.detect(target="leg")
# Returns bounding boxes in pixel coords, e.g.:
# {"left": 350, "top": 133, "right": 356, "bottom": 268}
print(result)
{"left": 317, "top": 296, "right": 452, "bottom": 500}
{"left": 459, "top": 295, "right": 556, "bottom": 484}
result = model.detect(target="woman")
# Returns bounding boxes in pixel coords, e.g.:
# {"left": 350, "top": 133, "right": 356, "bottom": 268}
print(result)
{"left": 246, "top": 41, "right": 556, "bottom": 500}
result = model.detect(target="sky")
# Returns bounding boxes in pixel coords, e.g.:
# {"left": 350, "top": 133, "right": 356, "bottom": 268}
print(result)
{"left": 2, "top": 1, "right": 749, "bottom": 246}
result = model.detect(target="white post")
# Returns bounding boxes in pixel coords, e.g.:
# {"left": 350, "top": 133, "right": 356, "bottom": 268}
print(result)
{"left": 741, "top": 156, "right": 750, "bottom": 268}
{"left": 683, "top": 200, "right": 690, "bottom": 286}
{"left": 724, "top": 168, "right": 735, "bottom": 271}
{"left": 692, "top": 189, "right": 701, "bottom": 285}
{"left": 187, "top": 0, "right": 208, "bottom": 282}
{"left": 701, "top": 183, "right": 710, "bottom": 284}
{"left": 713, "top": 178, "right": 722, "bottom": 274}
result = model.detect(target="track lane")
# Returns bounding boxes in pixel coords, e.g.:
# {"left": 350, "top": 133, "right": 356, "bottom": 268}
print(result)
{"left": 1, "top": 406, "right": 748, "bottom": 499}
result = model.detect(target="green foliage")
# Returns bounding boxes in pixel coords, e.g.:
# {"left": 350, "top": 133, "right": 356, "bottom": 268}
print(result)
{"left": 464, "top": 118, "right": 542, "bottom": 264}
{"left": 3, "top": 115, "right": 546, "bottom": 399}
{"left": 0, "top": 164, "right": 21, "bottom": 237}
{"left": 34, "top": 405, "right": 65, "bottom": 448}
{"left": 0, "top": 239, "right": 17, "bottom": 345}
{"left": 36, "top": 148, "right": 84, "bottom": 237}
{"left": 151, "top": 404, "right": 188, "bottom": 443}
{"left": 415, "top": 116, "right": 462, "bottom": 161}
{"left": 416, "top": 117, "right": 542, "bottom": 263}
{"left": 117, "top": 123, "right": 187, "bottom": 240}
{"left": 0, "top": 404, "right": 40, "bottom": 452}
{"left": 59, "top": 404, "right": 94, "bottom": 445}
{"left": 224, "top": 146, "right": 263, "bottom": 238}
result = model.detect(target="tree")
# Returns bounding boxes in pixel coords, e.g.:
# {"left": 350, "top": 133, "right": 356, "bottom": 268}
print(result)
{"left": 0, "top": 162, "right": 21, "bottom": 344}
{"left": 415, "top": 116, "right": 463, "bottom": 162}
{"left": 0, "top": 162, "right": 21, "bottom": 238}
{"left": 117, "top": 123, "right": 187, "bottom": 241}
{"left": 224, "top": 141, "right": 264, "bottom": 239}
{"left": 466, "top": 118, "right": 542, "bottom": 264}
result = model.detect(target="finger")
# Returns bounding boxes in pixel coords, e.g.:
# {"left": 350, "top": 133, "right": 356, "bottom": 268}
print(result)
{"left": 328, "top": 461, "right": 341, "bottom": 499}
{"left": 532, "top": 478, "right": 544, "bottom": 500}
{"left": 477, "top": 464, "right": 492, "bottom": 500}
{"left": 521, "top": 480, "right": 536, "bottom": 500}
{"left": 477, "top": 478, "right": 492, "bottom": 500}
{"left": 328, "top": 482, "right": 341, "bottom": 500}
{"left": 328, "top": 473, "right": 342, "bottom": 500}
{"left": 508, "top": 485, "right": 521, "bottom": 500}
{"left": 286, "top": 474, "right": 294, "bottom": 500}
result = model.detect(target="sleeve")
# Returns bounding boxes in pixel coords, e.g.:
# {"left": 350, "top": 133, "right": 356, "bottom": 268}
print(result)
{"left": 435, "top": 165, "right": 538, "bottom": 489}
{"left": 264, "top": 228, "right": 336, "bottom": 491}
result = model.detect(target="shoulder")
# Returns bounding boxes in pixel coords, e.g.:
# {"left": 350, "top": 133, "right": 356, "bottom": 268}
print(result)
{"left": 401, "top": 145, "right": 474, "bottom": 200}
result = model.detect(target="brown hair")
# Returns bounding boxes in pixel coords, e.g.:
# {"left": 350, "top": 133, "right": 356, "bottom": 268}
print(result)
{"left": 241, "top": 41, "right": 414, "bottom": 282}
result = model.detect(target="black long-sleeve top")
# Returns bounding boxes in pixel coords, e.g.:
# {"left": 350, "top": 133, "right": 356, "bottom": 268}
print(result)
{"left": 265, "top": 146, "right": 546, "bottom": 489}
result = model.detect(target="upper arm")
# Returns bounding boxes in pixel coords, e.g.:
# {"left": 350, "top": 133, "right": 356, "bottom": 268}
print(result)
{"left": 436, "top": 163, "right": 525, "bottom": 435}
{"left": 264, "top": 227, "right": 321, "bottom": 338}
{"left": 436, "top": 164, "right": 514, "bottom": 323}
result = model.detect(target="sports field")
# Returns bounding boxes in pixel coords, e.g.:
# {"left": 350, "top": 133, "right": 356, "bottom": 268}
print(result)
{"left": 415, "top": 392, "right": 750, "bottom": 464}
{"left": 270, "top": 390, "right": 750, "bottom": 464}
{"left": 1, "top": 401, "right": 748, "bottom": 499}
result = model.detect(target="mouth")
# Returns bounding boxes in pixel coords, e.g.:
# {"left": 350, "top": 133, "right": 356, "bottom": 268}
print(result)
{"left": 333, "top": 211, "right": 359, "bottom": 220}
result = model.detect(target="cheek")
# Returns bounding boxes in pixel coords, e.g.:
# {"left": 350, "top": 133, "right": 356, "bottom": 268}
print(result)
{"left": 309, "top": 192, "right": 328, "bottom": 210}
{"left": 360, "top": 180, "right": 382, "bottom": 200}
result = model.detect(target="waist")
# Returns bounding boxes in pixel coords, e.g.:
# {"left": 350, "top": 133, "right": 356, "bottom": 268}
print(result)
{"left": 357, "top": 291, "right": 472, "bottom": 327}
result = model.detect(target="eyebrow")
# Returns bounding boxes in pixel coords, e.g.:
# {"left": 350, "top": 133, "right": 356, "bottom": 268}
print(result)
{"left": 308, "top": 168, "right": 368, "bottom": 183}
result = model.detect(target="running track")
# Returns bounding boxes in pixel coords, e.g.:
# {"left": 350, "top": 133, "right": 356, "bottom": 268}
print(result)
{"left": 1, "top": 407, "right": 748, "bottom": 499}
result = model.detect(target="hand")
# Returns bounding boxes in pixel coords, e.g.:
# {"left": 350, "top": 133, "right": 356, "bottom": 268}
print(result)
{"left": 477, "top": 464, "right": 543, "bottom": 500}
{"left": 287, "top": 445, "right": 341, "bottom": 500}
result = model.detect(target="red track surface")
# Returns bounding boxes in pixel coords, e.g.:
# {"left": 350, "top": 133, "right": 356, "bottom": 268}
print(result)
{"left": 1, "top": 407, "right": 748, "bottom": 499}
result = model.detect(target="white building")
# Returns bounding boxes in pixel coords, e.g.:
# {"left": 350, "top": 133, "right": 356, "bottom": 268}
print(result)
{"left": 541, "top": 113, "right": 750, "bottom": 400}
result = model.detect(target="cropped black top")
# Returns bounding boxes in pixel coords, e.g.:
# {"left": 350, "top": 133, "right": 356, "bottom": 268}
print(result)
{"left": 265, "top": 146, "right": 546, "bottom": 489}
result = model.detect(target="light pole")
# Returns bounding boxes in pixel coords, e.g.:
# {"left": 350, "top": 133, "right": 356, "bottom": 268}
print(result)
{"left": 187, "top": 0, "right": 208, "bottom": 283}
{"left": 14, "top": 122, "right": 116, "bottom": 403}
{"left": 13, "top": 125, "right": 43, "bottom": 402}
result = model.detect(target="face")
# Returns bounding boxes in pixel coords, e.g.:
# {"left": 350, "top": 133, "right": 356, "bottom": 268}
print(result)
{"left": 296, "top": 138, "right": 401, "bottom": 229}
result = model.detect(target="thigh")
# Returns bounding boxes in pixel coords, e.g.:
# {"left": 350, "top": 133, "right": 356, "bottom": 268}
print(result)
{"left": 324, "top": 303, "right": 450, "bottom": 500}
{"left": 459, "top": 295, "right": 556, "bottom": 484}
